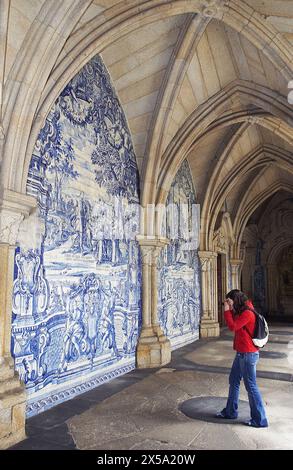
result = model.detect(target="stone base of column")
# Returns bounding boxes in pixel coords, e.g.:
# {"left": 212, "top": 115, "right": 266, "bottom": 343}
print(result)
{"left": 200, "top": 321, "right": 220, "bottom": 338}
{"left": 136, "top": 326, "right": 171, "bottom": 368}
{"left": 0, "top": 358, "right": 26, "bottom": 449}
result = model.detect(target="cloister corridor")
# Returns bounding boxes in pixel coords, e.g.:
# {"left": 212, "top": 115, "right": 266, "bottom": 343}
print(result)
{"left": 0, "top": 0, "right": 292, "bottom": 452}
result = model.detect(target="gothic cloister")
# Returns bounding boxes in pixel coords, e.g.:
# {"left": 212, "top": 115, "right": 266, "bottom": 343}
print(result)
{"left": 0, "top": 0, "right": 293, "bottom": 450}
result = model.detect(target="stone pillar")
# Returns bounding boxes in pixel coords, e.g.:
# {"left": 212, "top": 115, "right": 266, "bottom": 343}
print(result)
{"left": 230, "top": 259, "right": 243, "bottom": 290}
{"left": 0, "top": 189, "right": 36, "bottom": 449}
{"left": 198, "top": 251, "right": 220, "bottom": 338}
{"left": 266, "top": 264, "right": 278, "bottom": 315}
{"left": 136, "top": 236, "right": 171, "bottom": 368}
{"left": 241, "top": 247, "right": 255, "bottom": 298}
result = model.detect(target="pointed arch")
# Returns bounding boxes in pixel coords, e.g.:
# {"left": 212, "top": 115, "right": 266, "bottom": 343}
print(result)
{"left": 154, "top": 80, "right": 293, "bottom": 208}
{"left": 234, "top": 181, "right": 293, "bottom": 258}
{"left": 2, "top": 0, "right": 293, "bottom": 200}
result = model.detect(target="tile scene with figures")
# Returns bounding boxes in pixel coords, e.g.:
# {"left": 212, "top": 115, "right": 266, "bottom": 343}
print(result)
{"left": 158, "top": 160, "right": 201, "bottom": 349}
{"left": 10, "top": 55, "right": 202, "bottom": 417}
{"left": 11, "top": 55, "right": 142, "bottom": 416}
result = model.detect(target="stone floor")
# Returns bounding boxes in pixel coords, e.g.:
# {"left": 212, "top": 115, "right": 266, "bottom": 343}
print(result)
{"left": 10, "top": 324, "right": 293, "bottom": 450}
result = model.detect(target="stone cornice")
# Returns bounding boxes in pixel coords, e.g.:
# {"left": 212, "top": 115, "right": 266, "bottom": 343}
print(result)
{"left": 136, "top": 235, "right": 170, "bottom": 248}
{"left": 0, "top": 189, "right": 37, "bottom": 245}
{"left": 0, "top": 188, "right": 37, "bottom": 215}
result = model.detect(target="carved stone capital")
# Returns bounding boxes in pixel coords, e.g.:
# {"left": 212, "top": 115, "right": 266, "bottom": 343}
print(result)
{"left": 136, "top": 235, "right": 169, "bottom": 264}
{"left": 198, "top": 250, "right": 217, "bottom": 270}
{"left": 230, "top": 258, "right": 243, "bottom": 273}
{"left": 0, "top": 189, "right": 37, "bottom": 245}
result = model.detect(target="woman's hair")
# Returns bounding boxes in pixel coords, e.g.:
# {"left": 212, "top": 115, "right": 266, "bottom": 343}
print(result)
{"left": 225, "top": 289, "right": 249, "bottom": 315}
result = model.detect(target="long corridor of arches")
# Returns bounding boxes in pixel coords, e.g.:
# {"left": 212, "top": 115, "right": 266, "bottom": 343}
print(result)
{"left": 0, "top": 0, "right": 293, "bottom": 449}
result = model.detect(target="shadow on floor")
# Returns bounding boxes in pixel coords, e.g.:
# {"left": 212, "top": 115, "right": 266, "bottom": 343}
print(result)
{"left": 9, "top": 322, "right": 293, "bottom": 450}
{"left": 179, "top": 396, "right": 250, "bottom": 425}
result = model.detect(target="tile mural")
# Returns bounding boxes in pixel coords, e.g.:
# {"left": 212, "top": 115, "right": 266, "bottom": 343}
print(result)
{"left": 11, "top": 55, "right": 142, "bottom": 416}
{"left": 158, "top": 161, "right": 201, "bottom": 349}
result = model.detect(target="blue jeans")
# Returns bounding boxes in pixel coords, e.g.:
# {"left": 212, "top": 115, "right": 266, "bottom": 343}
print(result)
{"left": 221, "top": 352, "right": 269, "bottom": 427}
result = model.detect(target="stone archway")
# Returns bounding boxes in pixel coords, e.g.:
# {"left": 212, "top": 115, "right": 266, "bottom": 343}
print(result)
{"left": 9, "top": 54, "right": 142, "bottom": 421}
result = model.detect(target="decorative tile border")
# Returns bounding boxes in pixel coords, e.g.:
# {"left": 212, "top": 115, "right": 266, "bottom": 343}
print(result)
{"left": 26, "top": 361, "right": 135, "bottom": 417}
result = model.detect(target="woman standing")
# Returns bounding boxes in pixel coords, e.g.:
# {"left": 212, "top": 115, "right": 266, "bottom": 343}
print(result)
{"left": 217, "top": 289, "right": 269, "bottom": 428}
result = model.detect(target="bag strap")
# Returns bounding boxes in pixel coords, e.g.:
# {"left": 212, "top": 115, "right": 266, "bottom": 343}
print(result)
{"left": 245, "top": 306, "right": 259, "bottom": 316}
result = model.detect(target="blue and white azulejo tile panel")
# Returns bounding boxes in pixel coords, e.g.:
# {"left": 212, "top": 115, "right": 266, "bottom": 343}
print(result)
{"left": 158, "top": 160, "right": 201, "bottom": 349}
{"left": 11, "top": 55, "right": 142, "bottom": 417}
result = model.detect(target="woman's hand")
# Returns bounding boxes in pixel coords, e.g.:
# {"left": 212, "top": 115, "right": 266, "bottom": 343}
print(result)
{"left": 224, "top": 299, "right": 233, "bottom": 311}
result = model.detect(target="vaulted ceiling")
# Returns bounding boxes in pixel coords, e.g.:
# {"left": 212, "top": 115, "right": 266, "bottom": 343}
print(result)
{"left": 0, "top": 0, "right": 293, "bottom": 253}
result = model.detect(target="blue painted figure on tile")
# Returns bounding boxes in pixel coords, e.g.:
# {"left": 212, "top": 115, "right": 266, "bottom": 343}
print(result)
{"left": 11, "top": 55, "right": 141, "bottom": 416}
{"left": 158, "top": 160, "right": 201, "bottom": 349}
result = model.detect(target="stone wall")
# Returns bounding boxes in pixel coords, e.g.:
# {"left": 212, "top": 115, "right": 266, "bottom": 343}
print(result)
{"left": 10, "top": 55, "right": 142, "bottom": 417}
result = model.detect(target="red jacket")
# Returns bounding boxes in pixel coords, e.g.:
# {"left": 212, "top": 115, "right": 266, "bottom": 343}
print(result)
{"left": 224, "top": 302, "right": 259, "bottom": 353}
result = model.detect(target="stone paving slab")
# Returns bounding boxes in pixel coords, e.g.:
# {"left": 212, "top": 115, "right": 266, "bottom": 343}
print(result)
{"left": 66, "top": 324, "right": 293, "bottom": 450}
{"left": 66, "top": 368, "right": 293, "bottom": 450}
{"left": 180, "top": 396, "right": 251, "bottom": 424}
{"left": 10, "top": 323, "right": 293, "bottom": 450}
{"left": 185, "top": 327, "right": 293, "bottom": 377}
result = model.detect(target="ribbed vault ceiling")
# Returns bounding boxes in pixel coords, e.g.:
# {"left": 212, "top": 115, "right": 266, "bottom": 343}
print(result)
{"left": 1, "top": 0, "right": 293, "bottom": 253}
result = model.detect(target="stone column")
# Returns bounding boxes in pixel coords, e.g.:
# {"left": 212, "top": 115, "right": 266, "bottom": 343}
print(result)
{"left": 0, "top": 189, "right": 36, "bottom": 449}
{"left": 136, "top": 236, "right": 171, "bottom": 368}
{"left": 198, "top": 250, "right": 220, "bottom": 338}
{"left": 266, "top": 264, "right": 278, "bottom": 315}
{"left": 230, "top": 259, "right": 243, "bottom": 290}
{"left": 241, "top": 247, "right": 254, "bottom": 298}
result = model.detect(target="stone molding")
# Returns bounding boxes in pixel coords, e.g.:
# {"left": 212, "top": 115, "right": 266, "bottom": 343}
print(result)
{"left": 0, "top": 189, "right": 37, "bottom": 245}
{"left": 0, "top": 123, "right": 4, "bottom": 140}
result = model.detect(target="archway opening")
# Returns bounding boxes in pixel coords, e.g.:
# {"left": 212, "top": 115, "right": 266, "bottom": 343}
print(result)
{"left": 276, "top": 246, "right": 293, "bottom": 318}
{"left": 241, "top": 190, "right": 293, "bottom": 322}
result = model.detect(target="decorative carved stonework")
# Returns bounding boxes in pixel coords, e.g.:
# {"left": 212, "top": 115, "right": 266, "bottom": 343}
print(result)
{"left": 0, "top": 189, "right": 37, "bottom": 245}
{"left": 213, "top": 227, "right": 227, "bottom": 253}
{"left": 247, "top": 116, "right": 261, "bottom": 126}
{"left": 198, "top": 251, "right": 212, "bottom": 271}
{"left": 137, "top": 236, "right": 169, "bottom": 265}
{"left": 199, "top": 0, "right": 228, "bottom": 19}
{"left": 0, "top": 210, "right": 24, "bottom": 245}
